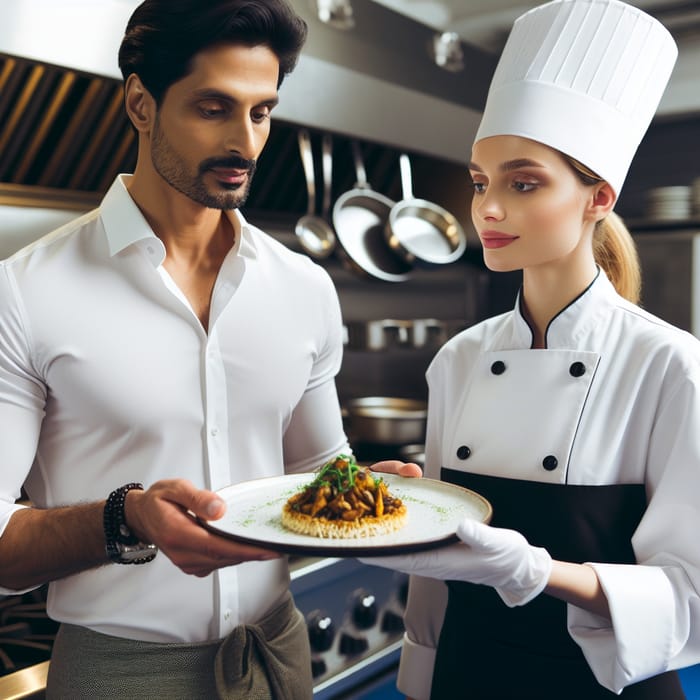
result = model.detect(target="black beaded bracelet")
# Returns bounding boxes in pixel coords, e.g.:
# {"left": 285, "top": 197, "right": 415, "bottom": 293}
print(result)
{"left": 104, "top": 482, "right": 143, "bottom": 545}
{"left": 104, "top": 483, "right": 158, "bottom": 564}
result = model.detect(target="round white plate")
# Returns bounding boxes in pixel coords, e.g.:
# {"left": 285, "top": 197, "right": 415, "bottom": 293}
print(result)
{"left": 201, "top": 473, "right": 492, "bottom": 556}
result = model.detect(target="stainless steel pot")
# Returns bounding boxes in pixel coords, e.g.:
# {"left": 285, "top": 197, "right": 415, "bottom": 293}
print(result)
{"left": 343, "top": 397, "right": 427, "bottom": 445}
{"left": 344, "top": 318, "right": 468, "bottom": 351}
{"left": 398, "top": 443, "right": 425, "bottom": 467}
{"left": 385, "top": 154, "right": 467, "bottom": 266}
{"left": 345, "top": 319, "right": 412, "bottom": 350}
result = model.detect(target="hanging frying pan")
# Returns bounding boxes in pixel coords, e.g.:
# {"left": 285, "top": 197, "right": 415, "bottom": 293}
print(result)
{"left": 385, "top": 154, "right": 467, "bottom": 266}
{"left": 332, "top": 141, "right": 412, "bottom": 282}
{"left": 295, "top": 129, "right": 336, "bottom": 259}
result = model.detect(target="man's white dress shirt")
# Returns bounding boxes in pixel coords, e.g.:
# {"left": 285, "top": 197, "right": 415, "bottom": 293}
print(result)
{"left": 0, "top": 175, "right": 349, "bottom": 642}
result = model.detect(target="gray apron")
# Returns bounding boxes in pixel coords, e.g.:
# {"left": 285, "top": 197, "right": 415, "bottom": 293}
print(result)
{"left": 46, "top": 590, "right": 312, "bottom": 700}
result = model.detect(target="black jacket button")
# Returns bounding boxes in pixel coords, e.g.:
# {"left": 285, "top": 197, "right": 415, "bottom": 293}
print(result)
{"left": 456, "top": 445, "right": 471, "bottom": 460}
{"left": 542, "top": 455, "right": 558, "bottom": 471}
{"left": 569, "top": 362, "right": 586, "bottom": 377}
{"left": 491, "top": 361, "right": 506, "bottom": 375}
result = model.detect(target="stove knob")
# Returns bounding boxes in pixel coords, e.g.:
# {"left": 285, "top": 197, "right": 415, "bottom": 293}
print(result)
{"left": 307, "top": 610, "right": 335, "bottom": 652}
{"left": 310, "top": 657, "right": 327, "bottom": 678}
{"left": 381, "top": 609, "right": 405, "bottom": 634}
{"left": 351, "top": 590, "right": 377, "bottom": 629}
{"left": 339, "top": 631, "right": 369, "bottom": 656}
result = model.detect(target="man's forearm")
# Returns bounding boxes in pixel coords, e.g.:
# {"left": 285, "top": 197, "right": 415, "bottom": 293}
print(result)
{"left": 0, "top": 503, "right": 106, "bottom": 590}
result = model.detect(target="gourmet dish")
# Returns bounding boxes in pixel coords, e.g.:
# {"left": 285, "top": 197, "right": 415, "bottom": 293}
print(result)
{"left": 281, "top": 455, "right": 407, "bottom": 538}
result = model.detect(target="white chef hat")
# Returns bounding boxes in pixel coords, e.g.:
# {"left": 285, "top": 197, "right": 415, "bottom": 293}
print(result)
{"left": 474, "top": 0, "right": 678, "bottom": 196}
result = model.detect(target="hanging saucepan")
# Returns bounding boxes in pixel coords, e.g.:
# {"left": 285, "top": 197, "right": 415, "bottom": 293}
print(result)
{"left": 295, "top": 129, "right": 336, "bottom": 259}
{"left": 385, "top": 153, "right": 467, "bottom": 266}
{"left": 332, "top": 141, "right": 412, "bottom": 282}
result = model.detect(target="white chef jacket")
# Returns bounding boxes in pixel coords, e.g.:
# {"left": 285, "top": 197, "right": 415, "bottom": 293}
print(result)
{"left": 399, "top": 270, "right": 700, "bottom": 697}
{"left": 0, "top": 175, "right": 349, "bottom": 642}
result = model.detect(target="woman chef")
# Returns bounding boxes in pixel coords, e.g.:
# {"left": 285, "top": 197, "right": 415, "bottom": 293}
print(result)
{"left": 364, "top": 0, "right": 700, "bottom": 698}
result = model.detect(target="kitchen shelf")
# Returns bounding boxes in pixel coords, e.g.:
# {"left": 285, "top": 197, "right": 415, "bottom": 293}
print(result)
{"left": 627, "top": 218, "right": 700, "bottom": 232}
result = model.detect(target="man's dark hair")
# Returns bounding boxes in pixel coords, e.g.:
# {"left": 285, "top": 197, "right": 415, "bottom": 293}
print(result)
{"left": 118, "top": 0, "right": 308, "bottom": 104}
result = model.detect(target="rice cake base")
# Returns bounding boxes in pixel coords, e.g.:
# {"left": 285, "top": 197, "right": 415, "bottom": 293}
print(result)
{"left": 281, "top": 501, "right": 407, "bottom": 539}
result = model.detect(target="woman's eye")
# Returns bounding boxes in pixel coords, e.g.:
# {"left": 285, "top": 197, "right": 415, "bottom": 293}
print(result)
{"left": 471, "top": 181, "right": 487, "bottom": 194}
{"left": 512, "top": 180, "right": 537, "bottom": 192}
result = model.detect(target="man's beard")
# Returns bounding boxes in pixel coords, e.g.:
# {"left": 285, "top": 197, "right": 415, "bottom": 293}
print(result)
{"left": 150, "top": 117, "right": 257, "bottom": 210}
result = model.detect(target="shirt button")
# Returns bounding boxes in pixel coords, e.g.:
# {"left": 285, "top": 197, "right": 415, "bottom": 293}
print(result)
{"left": 542, "top": 455, "right": 558, "bottom": 471}
{"left": 224, "top": 609, "right": 232, "bottom": 621}
{"left": 456, "top": 445, "right": 471, "bottom": 460}
{"left": 569, "top": 362, "right": 586, "bottom": 377}
{"left": 210, "top": 427, "right": 219, "bottom": 437}
{"left": 490, "top": 360, "right": 506, "bottom": 375}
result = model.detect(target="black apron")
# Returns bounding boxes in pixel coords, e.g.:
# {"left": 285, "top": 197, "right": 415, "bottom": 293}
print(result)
{"left": 431, "top": 469, "right": 685, "bottom": 700}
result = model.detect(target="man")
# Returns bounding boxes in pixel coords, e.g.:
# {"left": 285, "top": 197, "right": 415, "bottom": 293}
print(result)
{"left": 0, "top": 1, "right": 416, "bottom": 697}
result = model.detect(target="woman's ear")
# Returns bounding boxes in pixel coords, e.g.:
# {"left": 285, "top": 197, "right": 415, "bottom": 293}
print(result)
{"left": 124, "top": 74, "right": 155, "bottom": 134}
{"left": 586, "top": 182, "right": 616, "bottom": 222}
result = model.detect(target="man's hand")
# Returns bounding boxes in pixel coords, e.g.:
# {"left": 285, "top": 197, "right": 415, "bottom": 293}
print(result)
{"left": 368, "top": 460, "right": 423, "bottom": 478}
{"left": 125, "top": 479, "right": 280, "bottom": 577}
{"left": 362, "top": 518, "right": 552, "bottom": 607}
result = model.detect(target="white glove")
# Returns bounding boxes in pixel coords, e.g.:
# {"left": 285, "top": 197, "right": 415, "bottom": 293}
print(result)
{"left": 361, "top": 518, "right": 552, "bottom": 607}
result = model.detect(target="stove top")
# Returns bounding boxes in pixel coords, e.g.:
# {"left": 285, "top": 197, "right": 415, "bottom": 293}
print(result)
{"left": 0, "top": 587, "right": 57, "bottom": 678}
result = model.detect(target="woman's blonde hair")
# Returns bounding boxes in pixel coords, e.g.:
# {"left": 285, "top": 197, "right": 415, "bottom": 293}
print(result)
{"left": 563, "top": 155, "right": 641, "bottom": 304}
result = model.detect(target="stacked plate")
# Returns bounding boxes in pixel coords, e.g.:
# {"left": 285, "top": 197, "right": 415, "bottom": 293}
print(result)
{"left": 693, "top": 178, "right": 700, "bottom": 219}
{"left": 644, "top": 186, "right": 692, "bottom": 222}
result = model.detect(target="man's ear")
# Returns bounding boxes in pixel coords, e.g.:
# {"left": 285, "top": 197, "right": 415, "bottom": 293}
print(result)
{"left": 587, "top": 181, "right": 616, "bottom": 222}
{"left": 124, "top": 74, "right": 155, "bottom": 133}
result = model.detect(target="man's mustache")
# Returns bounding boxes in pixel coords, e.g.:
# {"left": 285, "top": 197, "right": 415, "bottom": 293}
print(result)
{"left": 199, "top": 156, "right": 257, "bottom": 174}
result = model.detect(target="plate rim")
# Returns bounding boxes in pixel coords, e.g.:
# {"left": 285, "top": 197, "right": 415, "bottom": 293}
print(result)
{"left": 199, "top": 472, "right": 492, "bottom": 557}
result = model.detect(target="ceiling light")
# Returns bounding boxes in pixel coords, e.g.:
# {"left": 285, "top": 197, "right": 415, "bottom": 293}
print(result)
{"left": 431, "top": 31, "right": 465, "bottom": 73}
{"left": 315, "top": 0, "right": 355, "bottom": 30}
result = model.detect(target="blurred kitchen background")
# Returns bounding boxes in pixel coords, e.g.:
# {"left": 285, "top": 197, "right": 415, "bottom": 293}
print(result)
{"left": 0, "top": 1, "right": 699, "bottom": 698}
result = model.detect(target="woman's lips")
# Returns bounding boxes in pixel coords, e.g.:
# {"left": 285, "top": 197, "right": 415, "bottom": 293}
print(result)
{"left": 480, "top": 230, "right": 518, "bottom": 249}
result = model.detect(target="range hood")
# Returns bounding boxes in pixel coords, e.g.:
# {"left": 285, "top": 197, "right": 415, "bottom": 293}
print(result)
{"left": 0, "top": 0, "right": 493, "bottom": 164}
{"left": 0, "top": 49, "right": 474, "bottom": 220}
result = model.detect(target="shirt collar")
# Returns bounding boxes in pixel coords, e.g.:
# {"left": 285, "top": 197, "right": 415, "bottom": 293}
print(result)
{"left": 100, "top": 174, "right": 258, "bottom": 266}
{"left": 510, "top": 268, "right": 619, "bottom": 349}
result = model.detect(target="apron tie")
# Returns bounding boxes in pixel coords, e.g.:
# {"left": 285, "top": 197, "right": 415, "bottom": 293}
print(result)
{"left": 215, "top": 591, "right": 312, "bottom": 700}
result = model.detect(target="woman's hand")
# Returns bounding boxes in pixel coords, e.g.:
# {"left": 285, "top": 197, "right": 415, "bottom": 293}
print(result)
{"left": 125, "top": 479, "right": 280, "bottom": 577}
{"left": 362, "top": 518, "right": 552, "bottom": 607}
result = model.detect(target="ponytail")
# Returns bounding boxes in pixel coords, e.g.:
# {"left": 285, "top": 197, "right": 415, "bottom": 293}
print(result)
{"left": 592, "top": 212, "right": 641, "bottom": 305}
{"left": 562, "top": 154, "right": 642, "bottom": 305}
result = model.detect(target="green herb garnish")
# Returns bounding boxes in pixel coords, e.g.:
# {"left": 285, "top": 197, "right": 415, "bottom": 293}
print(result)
{"left": 307, "top": 454, "right": 360, "bottom": 494}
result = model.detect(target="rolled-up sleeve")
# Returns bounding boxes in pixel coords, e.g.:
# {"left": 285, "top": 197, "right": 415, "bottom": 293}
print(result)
{"left": 0, "top": 263, "right": 46, "bottom": 592}
{"left": 569, "top": 367, "right": 700, "bottom": 692}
